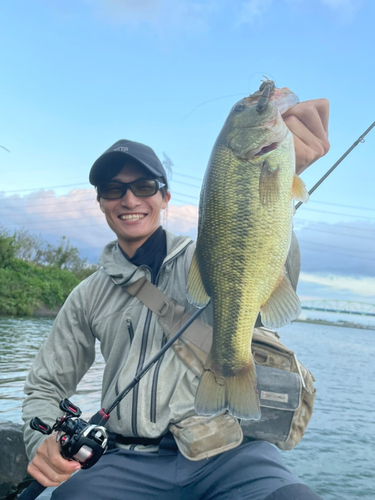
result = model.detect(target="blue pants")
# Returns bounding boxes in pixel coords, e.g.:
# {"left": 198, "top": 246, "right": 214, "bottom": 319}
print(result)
{"left": 51, "top": 435, "right": 322, "bottom": 500}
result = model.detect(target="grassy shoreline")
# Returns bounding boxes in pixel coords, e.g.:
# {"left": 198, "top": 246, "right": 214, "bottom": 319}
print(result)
{"left": 0, "top": 259, "right": 82, "bottom": 316}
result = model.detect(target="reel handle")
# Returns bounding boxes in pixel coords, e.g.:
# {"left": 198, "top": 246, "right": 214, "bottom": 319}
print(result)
{"left": 29, "top": 417, "right": 52, "bottom": 435}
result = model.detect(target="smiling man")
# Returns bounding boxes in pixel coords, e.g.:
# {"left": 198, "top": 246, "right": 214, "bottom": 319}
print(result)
{"left": 22, "top": 98, "right": 329, "bottom": 500}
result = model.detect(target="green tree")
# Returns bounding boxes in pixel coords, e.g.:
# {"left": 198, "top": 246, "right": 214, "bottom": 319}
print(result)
{"left": 13, "top": 228, "right": 45, "bottom": 263}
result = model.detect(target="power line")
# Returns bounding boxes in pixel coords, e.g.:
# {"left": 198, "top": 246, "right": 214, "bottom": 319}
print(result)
{"left": 172, "top": 172, "right": 203, "bottom": 182}
{"left": 171, "top": 197, "right": 199, "bottom": 206}
{"left": 300, "top": 244, "right": 375, "bottom": 262}
{"left": 2, "top": 206, "right": 100, "bottom": 217}
{"left": 296, "top": 219, "right": 375, "bottom": 234}
{"left": 297, "top": 207, "right": 375, "bottom": 221}
{"left": 0, "top": 196, "right": 96, "bottom": 209}
{"left": 2, "top": 182, "right": 91, "bottom": 193}
{"left": 3, "top": 214, "right": 104, "bottom": 227}
{"left": 172, "top": 191, "right": 199, "bottom": 200}
{"left": 170, "top": 179, "right": 201, "bottom": 189}
{"left": 298, "top": 239, "right": 375, "bottom": 255}
{"left": 310, "top": 199, "right": 375, "bottom": 213}
{"left": 295, "top": 226, "right": 375, "bottom": 241}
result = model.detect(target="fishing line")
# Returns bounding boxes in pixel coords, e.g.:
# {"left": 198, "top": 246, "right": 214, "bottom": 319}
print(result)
{"left": 295, "top": 121, "right": 375, "bottom": 211}
{"left": 180, "top": 93, "right": 247, "bottom": 122}
{"left": 180, "top": 75, "right": 277, "bottom": 123}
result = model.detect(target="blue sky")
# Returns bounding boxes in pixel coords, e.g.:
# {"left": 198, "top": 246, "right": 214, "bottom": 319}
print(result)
{"left": 1, "top": 0, "right": 374, "bottom": 308}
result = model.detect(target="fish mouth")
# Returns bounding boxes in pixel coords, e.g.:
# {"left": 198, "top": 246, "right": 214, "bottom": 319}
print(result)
{"left": 253, "top": 141, "right": 279, "bottom": 156}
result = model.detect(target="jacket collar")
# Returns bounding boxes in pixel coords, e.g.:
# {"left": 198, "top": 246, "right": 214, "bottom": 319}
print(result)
{"left": 99, "top": 230, "right": 193, "bottom": 286}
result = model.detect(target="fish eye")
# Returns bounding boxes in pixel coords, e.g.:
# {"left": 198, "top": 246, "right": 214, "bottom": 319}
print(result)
{"left": 234, "top": 103, "right": 245, "bottom": 112}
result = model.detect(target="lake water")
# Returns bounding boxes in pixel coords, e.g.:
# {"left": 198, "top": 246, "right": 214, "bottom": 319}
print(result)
{"left": 0, "top": 317, "right": 374, "bottom": 500}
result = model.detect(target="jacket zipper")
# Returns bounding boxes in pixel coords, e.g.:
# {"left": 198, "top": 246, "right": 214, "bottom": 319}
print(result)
{"left": 127, "top": 319, "right": 134, "bottom": 343}
{"left": 150, "top": 334, "right": 167, "bottom": 423}
{"left": 115, "top": 319, "right": 135, "bottom": 421}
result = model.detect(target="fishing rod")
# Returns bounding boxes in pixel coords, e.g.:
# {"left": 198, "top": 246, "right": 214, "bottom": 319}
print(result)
{"left": 18, "top": 304, "right": 209, "bottom": 500}
{"left": 295, "top": 121, "right": 375, "bottom": 211}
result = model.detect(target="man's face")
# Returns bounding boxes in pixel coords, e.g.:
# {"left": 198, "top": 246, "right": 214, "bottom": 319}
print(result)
{"left": 99, "top": 163, "right": 170, "bottom": 254}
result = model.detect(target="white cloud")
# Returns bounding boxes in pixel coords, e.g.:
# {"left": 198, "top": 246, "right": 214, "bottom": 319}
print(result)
{"left": 299, "top": 272, "right": 375, "bottom": 299}
{"left": 85, "top": 0, "right": 215, "bottom": 33}
{"left": 237, "top": 0, "right": 274, "bottom": 25}
{"left": 163, "top": 203, "right": 198, "bottom": 236}
{"left": 286, "top": 0, "right": 363, "bottom": 19}
{"left": 319, "top": 0, "right": 357, "bottom": 11}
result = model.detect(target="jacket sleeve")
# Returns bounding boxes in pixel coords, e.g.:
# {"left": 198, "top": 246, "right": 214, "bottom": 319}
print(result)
{"left": 22, "top": 280, "right": 96, "bottom": 461}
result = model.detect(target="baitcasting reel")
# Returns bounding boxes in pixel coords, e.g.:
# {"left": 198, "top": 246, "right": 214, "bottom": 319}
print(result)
{"left": 30, "top": 398, "right": 108, "bottom": 469}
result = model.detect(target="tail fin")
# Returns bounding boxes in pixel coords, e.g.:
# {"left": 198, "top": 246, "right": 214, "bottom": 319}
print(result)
{"left": 194, "top": 357, "right": 261, "bottom": 421}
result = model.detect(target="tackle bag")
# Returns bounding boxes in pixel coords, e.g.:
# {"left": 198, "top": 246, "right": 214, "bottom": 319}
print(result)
{"left": 243, "top": 327, "right": 315, "bottom": 450}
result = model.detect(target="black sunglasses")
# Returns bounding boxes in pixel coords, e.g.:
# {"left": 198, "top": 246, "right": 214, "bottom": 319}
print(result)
{"left": 98, "top": 179, "right": 166, "bottom": 200}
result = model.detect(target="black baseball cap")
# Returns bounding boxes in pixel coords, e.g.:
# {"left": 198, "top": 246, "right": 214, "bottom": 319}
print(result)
{"left": 89, "top": 139, "right": 168, "bottom": 188}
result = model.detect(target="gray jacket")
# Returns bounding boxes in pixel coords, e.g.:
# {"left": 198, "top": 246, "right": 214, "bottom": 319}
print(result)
{"left": 22, "top": 231, "right": 208, "bottom": 460}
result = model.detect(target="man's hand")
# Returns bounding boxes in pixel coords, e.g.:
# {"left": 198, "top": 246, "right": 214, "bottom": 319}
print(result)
{"left": 282, "top": 98, "right": 330, "bottom": 175}
{"left": 27, "top": 434, "right": 81, "bottom": 487}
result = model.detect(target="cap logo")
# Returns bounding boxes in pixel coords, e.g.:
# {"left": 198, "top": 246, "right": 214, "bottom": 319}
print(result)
{"left": 114, "top": 146, "right": 129, "bottom": 152}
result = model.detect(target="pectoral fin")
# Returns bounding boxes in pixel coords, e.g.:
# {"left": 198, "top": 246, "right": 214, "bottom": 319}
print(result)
{"left": 285, "top": 231, "right": 301, "bottom": 292}
{"left": 260, "top": 273, "right": 301, "bottom": 328}
{"left": 259, "top": 161, "right": 279, "bottom": 206}
{"left": 292, "top": 174, "right": 309, "bottom": 203}
{"left": 187, "top": 251, "right": 210, "bottom": 308}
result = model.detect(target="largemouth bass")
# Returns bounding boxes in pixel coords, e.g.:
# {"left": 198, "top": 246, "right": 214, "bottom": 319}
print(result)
{"left": 187, "top": 81, "right": 309, "bottom": 420}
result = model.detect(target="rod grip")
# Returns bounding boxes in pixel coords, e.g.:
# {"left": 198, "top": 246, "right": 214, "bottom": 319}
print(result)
{"left": 18, "top": 480, "right": 47, "bottom": 500}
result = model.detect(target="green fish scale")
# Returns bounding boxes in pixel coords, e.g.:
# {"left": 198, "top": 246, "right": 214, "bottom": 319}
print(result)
{"left": 197, "top": 142, "right": 294, "bottom": 373}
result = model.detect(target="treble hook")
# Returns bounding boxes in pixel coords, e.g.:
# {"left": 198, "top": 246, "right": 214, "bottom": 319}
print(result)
{"left": 256, "top": 80, "right": 275, "bottom": 114}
